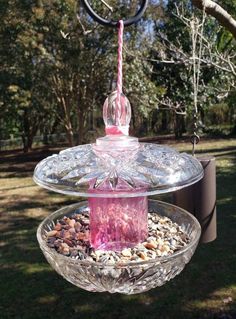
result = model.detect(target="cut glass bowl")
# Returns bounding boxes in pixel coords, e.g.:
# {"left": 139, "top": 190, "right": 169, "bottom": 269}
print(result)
{"left": 37, "top": 200, "right": 201, "bottom": 294}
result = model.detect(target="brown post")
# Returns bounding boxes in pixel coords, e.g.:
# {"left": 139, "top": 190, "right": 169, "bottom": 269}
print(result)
{"left": 173, "top": 156, "right": 217, "bottom": 243}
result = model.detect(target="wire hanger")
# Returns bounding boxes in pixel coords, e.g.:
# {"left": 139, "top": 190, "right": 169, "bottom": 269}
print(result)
{"left": 80, "top": 0, "right": 148, "bottom": 27}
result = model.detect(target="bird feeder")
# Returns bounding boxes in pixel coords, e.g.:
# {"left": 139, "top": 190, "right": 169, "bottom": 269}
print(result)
{"left": 34, "top": 1, "right": 204, "bottom": 294}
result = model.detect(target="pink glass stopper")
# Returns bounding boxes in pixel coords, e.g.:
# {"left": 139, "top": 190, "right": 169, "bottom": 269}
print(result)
{"left": 103, "top": 91, "right": 131, "bottom": 136}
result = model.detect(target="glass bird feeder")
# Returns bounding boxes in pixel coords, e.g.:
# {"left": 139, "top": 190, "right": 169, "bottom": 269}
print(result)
{"left": 34, "top": 1, "right": 203, "bottom": 294}
{"left": 34, "top": 91, "right": 203, "bottom": 294}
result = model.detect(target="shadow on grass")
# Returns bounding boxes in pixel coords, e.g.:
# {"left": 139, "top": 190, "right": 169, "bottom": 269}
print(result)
{"left": 3, "top": 198, "right": 75, "bottom": 213}
{"left": 1, "top": 211, "right": 236, "bottom": 319}
{"left": 0, "top": 147, "right": 60, "bottom": 179}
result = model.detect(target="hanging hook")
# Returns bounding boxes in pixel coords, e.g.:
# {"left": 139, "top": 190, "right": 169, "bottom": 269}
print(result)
{"left": 190, "top": 132, "right": 200, "bottom": 156}
{"left": 80, "top": 0, "right": 148, "bottom": 27}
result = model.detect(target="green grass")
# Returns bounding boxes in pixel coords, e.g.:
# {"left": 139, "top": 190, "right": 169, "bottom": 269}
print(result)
{"left": 0, "top": 138, "right": 236, "bottom": 319}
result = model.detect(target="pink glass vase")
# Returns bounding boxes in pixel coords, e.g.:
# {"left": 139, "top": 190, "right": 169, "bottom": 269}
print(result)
{"left": 89, "top": 193, "right": 148, "bottom": 251}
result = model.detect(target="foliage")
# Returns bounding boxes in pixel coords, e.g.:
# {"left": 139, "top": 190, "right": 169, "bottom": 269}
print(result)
{"left": 145, "top": 0, "right": 236, "bottom": 137}
{"left": 0, "top": 0, "right": 162, "bottom": 149}
{"left": 0, "top": 0, "right": 236, "bottom": 149}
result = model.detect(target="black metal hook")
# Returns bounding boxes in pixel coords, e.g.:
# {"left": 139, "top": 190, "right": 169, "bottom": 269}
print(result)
{"left": 80, "top": 0, "right": 148, "bottom": 27}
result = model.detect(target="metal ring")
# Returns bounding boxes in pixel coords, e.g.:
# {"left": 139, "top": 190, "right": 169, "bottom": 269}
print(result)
{"left": 190, "top": 133, "right": 200, "bottom": 145}
{"left": 80, "top": 0, "right": 148, "bottom": 27}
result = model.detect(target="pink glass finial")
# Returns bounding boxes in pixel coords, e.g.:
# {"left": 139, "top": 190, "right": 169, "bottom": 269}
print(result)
{"left": 103, "top": 91, "right": 131, "bottom": 136}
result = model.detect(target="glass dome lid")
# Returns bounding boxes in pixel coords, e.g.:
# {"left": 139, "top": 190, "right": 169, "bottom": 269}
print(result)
{"left": 34, "top": 92, "right": 203, "bottom": 197}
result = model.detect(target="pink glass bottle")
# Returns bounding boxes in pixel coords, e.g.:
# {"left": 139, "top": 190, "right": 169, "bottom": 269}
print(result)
{"left": 89, "top": 92, "right": 148, "bottom": 251}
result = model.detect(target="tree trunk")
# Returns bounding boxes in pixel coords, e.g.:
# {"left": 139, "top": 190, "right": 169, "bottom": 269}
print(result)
{"left": 232, "top": 125, "right": 236, "bottom": 135}
{"left": 43, "top": 130, "right": 49, "bottom": 145}
{"left": 66, "top": 126, "right": 74, "bottom": 147}
{"left": 22, "top": 135, "right": 33, "bottom": 153}
{"left": 130, "top": 102, "right": 136, "bottom": 133}
{"left": 192, "top": 0, "right": 236, "bottom": 39}
{"left": 174, "top": 113, "right": 185, "bottom": 139}
{"left": 161, "top": 110, "right": 168, "bottom": 132}
{"left": 22, "top": 111, "right": 36, "bottom": 152}
{"left": 77, "top": 111, "right": 85, "bottom": 145}
{"left": 22, "top": 135, "right": 28, "bottom": 153}
{"left": 27, "top": 135, "right": 34, "bottom": 152}
{"left": 199, "top": 105, "right": 205, "bottom": 125}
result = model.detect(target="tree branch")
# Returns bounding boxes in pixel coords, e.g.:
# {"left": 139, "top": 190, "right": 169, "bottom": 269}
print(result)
{"left": 101, "top": 0, "right": 113, "bottom": 12}
{"left": 156, "top": 97, "right": 187, "bottom": 115}
{"left": 192, "top": 0, "right": 236, "bottom": 38}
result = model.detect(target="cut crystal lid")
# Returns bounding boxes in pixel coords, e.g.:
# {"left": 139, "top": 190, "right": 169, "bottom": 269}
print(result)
{"left": 33, "top": 92, "right": 203, "bottom": 197}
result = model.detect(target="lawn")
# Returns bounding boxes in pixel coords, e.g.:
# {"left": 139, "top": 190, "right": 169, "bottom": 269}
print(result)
{"left": 0, "top": 138, "right": 236, "bottom": 319}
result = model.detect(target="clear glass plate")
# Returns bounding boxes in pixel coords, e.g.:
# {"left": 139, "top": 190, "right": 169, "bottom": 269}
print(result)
{"left": 33, "top": 142, "right": 203, "bottom": 197}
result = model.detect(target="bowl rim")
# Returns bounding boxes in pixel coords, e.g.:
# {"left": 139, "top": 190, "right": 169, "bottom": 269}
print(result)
{"left": 37, "top": 199, "right": 201, "bottom": 268}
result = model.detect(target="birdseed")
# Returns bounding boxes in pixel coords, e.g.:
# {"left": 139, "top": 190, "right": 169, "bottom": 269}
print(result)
{"left": 44, "top": 210, "right": 190, "bottom": 264}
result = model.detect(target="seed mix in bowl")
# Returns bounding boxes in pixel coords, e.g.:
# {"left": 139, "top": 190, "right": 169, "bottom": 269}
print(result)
{"left": 45, "top": 210, "right": 190, "bottom": 264}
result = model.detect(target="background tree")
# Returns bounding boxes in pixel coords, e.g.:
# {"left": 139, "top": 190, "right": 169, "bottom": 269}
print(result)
{"left": 192, "top": 0, "right": 236, "bottom": 38}
{"left": 135, "top": 0, "right": 236, "bottom": 137}
{"left": 0, "top": 0, "right": 236, "bottom": 151}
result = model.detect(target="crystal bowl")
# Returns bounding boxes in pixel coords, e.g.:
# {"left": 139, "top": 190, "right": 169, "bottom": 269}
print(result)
{"left": 37, "top": 200, "right": 201, "bottom": 294}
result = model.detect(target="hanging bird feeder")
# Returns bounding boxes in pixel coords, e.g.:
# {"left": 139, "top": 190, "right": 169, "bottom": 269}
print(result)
{"left": 34, "top": 1, "right": 203, "bottom": 294}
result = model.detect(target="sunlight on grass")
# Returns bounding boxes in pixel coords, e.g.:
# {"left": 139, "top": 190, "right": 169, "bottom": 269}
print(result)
{"left": 0, "top": 177, "right": 35, "bottom": 190}
{"left": 23, "top": 207, "right": 50, "bottom": 218}
{"left": 18, "top": 263, "right": 52, "bottom": 274}
{"left": 170, "top": 138, "right": 236, "bottom": 157}
{"left": 217, "top": 159, "right": 235, "bottom": 168}
{"left": 73, "top": 303, "right": 100, "bottom": 313}
{"left": 184, "top": 285, "right": 235, "bottom": 312}
{"left": 137, "top": 295, "right": 154, "bottom": 306}
{"left": 217, "top": 197, "right": 234, "bottom": 205}
{"left": 37, "top": 295, "right": 58, "bottom": 304}
{"left": 0, "top": 240, "right": 7, "bottom": 247}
